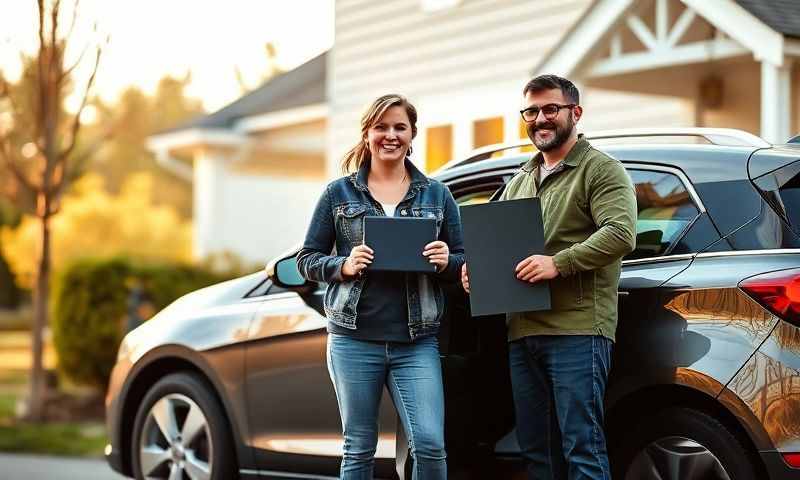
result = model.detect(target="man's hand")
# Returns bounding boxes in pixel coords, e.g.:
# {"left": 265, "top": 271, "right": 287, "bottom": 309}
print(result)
{"left": 461, "top": 263, "right": 470, "bottom": 293}
{"left": 515, "top": 255, "right": 559, "bottom": 283}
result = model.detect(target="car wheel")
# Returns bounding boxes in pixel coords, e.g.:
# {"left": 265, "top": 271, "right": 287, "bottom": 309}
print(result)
{"left": 131, "top": 372, "right": 237, "bottom": 480}
{"left": 613, "top": 407, "right": 759, "bottom": 480}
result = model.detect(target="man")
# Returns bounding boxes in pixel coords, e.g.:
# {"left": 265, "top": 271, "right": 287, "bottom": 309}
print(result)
{"left": 461, "top": 75, "right": 636, "bottom": 479}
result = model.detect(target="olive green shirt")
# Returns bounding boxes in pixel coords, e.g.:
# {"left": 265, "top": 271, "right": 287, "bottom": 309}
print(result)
{"left": 500, "top": 136, "right": 636, "bottom": 342}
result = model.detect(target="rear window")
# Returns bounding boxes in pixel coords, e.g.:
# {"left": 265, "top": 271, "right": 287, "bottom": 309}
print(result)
{"left": 754, "top": 160, "right": 800, "bottom": 235}
{"left": 627, "top": 169, "right": 700, "bottom": 260}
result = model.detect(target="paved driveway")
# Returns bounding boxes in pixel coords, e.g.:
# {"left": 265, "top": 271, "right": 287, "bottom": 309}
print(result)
{"left": 0, "top": 453, "right": 127, "bottom": 480}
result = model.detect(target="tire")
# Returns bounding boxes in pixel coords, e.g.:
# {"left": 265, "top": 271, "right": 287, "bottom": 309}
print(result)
{"left": 612, "top": 407, "right": 759, "bottom": 480}
{"left": 131, "top": 372, "right": 237, "bottom": 480}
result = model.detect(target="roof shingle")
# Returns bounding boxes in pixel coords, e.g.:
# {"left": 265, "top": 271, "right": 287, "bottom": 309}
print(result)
{"left": 736, "top": 0, "right": 800, "bottom": 38}
{"left": 170, "top": 51, "right": 327, "bottom": 132}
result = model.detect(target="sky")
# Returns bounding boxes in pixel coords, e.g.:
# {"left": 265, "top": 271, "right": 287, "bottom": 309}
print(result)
{"left": 0, "top": 0, "right": 334, "bottom": 112}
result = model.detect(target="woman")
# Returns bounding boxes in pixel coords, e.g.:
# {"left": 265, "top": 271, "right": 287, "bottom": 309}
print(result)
{"left": 297, "top": 94, "right": 464, "bottom": 479}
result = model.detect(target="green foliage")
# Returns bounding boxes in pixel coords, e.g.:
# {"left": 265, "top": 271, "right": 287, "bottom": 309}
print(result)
{"left": 0, "top": 421, "right": 107, "bottom": 457}
{"left": 85, "top": 74, "right": 204, "bottom": 218}
{"left": 51, "top": 257, "right": 232, "bottom": 389}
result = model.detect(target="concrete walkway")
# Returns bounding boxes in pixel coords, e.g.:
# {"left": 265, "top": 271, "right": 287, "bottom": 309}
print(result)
{"left": 0, "top": 453, "right": 127, "bottom": 480}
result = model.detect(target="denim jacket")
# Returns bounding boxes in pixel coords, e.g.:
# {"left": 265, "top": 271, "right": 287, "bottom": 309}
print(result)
{"left": 297, "top": 159, "right": 465, "bottom": 340}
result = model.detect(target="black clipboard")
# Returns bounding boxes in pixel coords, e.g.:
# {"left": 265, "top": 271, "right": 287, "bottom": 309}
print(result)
{"left": 364, "top": 216, "right": 437, "bottom": 273}
{"left": 460, "top": 197, "right": 551, "bottom": 316}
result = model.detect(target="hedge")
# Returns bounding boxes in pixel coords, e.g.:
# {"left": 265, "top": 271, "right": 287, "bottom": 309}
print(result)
{"left": 51, "top": 256, "right": 231, "bottom": 389}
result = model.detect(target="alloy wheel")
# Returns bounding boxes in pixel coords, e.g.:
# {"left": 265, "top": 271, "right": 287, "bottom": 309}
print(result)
{"left": 139, "top": 393, "right": 213, "bottom": 480}
{"left": 625, "top": 436, "right": 731, "bottom": 480}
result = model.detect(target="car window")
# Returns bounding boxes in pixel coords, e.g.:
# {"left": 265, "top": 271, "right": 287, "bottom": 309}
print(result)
{"left": 627, "top": 169, "right": 700, "bottom": 260}
{"left": 245, "top": 278, "right": 288, "bottom": 298}
{"left": 754, "top": 159, "right": 800, "bottom": 236}
{"left": 450, "top": 174, "right": 508, "bottom": 206}
{"left": 450, "top": 168, "right": 698, "bottom": 261}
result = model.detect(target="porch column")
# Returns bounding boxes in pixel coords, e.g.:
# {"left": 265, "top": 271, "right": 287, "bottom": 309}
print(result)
{"left": 194, "top": 150, "right": 228, "bottom": 260}
{"left": 761, "top": 59, "right": 792, "bottom": 143}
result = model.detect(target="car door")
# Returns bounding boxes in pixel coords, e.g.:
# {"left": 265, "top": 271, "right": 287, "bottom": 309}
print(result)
{"left": 244, "top": 265, "right": 399, "bottom": 478}
{"left": 610, "top": 165, "right": 714, "bottom": 403}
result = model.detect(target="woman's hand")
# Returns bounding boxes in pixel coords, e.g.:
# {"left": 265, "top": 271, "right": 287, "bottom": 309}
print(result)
{"left": 342, "top": 244, "right": 374, "bottom": 278}
{"left": 423, "top": 241, "right": 449, "bottom": 273}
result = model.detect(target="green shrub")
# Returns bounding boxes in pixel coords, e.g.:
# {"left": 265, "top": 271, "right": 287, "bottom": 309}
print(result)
{"left": 51, "top": 257, "right": 232, "bottom": 390}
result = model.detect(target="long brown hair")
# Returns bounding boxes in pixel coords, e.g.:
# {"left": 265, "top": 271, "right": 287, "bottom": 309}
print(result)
{"left": 341, "top": 94, "right": 418, "bottom": 174}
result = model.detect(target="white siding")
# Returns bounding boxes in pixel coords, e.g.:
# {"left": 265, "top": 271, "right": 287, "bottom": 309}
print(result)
{"left": 330, "top": 0, "right": 692, "bottom": 175}
{"left": 214, "top": 174, "right": 324, "bottom": 264}
{"left": 194, "top": 164, "right": 324, "bottom": 265}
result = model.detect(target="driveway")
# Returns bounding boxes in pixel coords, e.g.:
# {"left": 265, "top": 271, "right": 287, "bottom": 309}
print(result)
{"left": 0, "top": 453, "right": 127, "bottom": 480}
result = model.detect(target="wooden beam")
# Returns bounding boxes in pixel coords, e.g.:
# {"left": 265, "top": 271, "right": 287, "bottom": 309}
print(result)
{"left": 590, "top": 38, "right": 746, "bottom": 77}
{"left": 627, "top": 15, "right": 659, "bottom": 51}
{"left": 667, "top": 7, "right": 696, "bottom": 47}
{"left": 656, "top": 0, "right": 669, "bottom": 42}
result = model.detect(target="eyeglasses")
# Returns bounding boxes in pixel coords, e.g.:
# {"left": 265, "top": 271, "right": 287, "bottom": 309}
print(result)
{"left": 519, "top": 103, "right": 577, "bottom": 122}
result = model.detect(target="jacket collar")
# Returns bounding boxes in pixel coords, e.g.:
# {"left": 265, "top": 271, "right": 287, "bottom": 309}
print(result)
{"left": 350, "top": 157, "right": 430, "bottom": 192}
{"left": 522, "top": 134, "right": 591, "bottom": 173}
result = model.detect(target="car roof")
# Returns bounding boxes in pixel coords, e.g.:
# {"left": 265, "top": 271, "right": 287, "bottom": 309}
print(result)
{"left": 433, "top": 143, "right": 762, "bottom": 186}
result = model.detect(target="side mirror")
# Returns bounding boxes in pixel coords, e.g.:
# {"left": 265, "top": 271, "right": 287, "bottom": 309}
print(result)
{"left": 266, "top": 249, "right": 312, "bottom": 290}
{"left": 275, "top": 257, "right": 306, "bottom": 287}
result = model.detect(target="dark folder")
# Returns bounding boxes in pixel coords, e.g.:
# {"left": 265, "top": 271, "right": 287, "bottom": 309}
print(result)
{"left": 364, "top": 216, "right": 437, "bottom": 273}
{"left": 460, "top": 197, "right": 551, "bottom": 316}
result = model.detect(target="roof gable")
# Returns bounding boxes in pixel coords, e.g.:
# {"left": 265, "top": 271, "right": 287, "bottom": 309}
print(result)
{"left": 170, "top": 51, "right": 327, "bottom": 133}
{"left": 534, "top": 0, "right": 793, "bottom": 78}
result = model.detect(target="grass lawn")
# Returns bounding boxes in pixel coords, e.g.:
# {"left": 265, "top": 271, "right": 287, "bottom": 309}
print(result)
{"left": 0, "top": 421, "right": 107, "bottom": 457}
{"left": 0, "top": 329, "right": 108, "bottom": 458}
{"left": 0, "top": 307, "right": 32, "bottom": 331}
{"left": 0, "top": 387, "right": 108, "bottom": 457}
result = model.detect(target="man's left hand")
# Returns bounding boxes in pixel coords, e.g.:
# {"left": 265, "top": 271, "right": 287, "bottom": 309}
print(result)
{"left": 515, "top": 255, "right": 559, "bottom": 283}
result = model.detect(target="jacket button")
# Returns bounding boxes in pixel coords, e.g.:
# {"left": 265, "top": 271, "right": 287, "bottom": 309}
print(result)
{"left": 400, "top": 209, "right": 407, "bottom": 216}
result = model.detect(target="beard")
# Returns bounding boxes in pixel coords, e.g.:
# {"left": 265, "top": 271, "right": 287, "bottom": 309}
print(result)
{"left": 527, "top": 114, "right": 575, "bottom": 152}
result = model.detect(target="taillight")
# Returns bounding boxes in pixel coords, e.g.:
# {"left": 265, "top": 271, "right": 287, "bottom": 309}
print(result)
{"left": 782, "top": 452, "right": 800, "bottom": 468}
{"left": 740, "top": 267, "right": 800, "bottom": 325}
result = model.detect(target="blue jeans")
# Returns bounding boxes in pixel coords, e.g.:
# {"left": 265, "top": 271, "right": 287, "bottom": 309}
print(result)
{"left": 509, "top": 335, "right": 612, "bottom": 480}
{"left": 327, "top": 333, "right": 447, "bottom": 480}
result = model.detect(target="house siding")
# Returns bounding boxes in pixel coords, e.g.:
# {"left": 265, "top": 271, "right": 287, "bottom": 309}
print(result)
{"left": 329, "top": 0, "right": 692, "bottom": 175}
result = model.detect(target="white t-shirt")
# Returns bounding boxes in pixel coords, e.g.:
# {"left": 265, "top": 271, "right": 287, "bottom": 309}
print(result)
{"left": 381, "top": 202, "right": 398, "bottom": 217}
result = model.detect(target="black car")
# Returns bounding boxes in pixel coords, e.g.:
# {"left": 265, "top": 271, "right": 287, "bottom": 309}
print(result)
{"left": 106, "top": 128, "right": 800, "bottom": 480}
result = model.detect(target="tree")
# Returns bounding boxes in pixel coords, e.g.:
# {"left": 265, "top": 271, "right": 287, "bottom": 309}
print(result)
{"left": 86, "top": 74, "right": 203, "bottom": 218}
{"left": 0, "top": 0, "right": 105, "bottom": 421}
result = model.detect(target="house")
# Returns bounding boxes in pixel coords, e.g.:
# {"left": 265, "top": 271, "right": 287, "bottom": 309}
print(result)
{"left": 147, "top": 53, "right": 328, "bottom": 263}
{"left": 149, "top": 0, "right": 800, "bottom": 264}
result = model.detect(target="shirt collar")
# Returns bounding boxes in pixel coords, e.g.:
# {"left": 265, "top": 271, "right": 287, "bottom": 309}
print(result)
{"left": 522, "top": 134, "right": 591, "bottom": 173}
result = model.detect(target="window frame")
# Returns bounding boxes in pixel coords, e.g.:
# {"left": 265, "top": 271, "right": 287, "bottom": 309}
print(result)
{"left": 624, "top": 163, "right": 704, "bottom": 260}
{"left": 444, "top": 162, "right": 707, "bottom": 264}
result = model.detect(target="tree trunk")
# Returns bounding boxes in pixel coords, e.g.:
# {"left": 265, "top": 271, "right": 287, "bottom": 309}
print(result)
{"left": 27, "top": 210, "right": 51, "bottom": 422}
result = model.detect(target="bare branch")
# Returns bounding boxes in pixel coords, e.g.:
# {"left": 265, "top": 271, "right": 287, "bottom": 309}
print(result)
{"left": 66, "top": 0, "right": 80, "bottom": 40}
{"left": 60, "top": 45, "right": 100, "bottom": 162}
{"left": 50, "top": 1, "right": 60, "bottom": 53}
{"left": 62, "top": 42, "right": 88, "bottom": 79}
{"left": 52, "top": 120, "right": 111, "bottom": 203}
{"left": 36, "top": 0, "right": 52, "bottom": 155}
{"left": 37, "top": 0, "right": 45, "bottom": 53}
